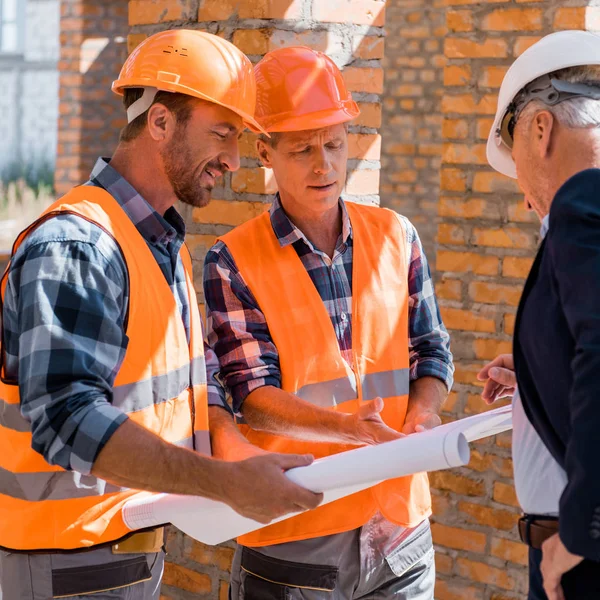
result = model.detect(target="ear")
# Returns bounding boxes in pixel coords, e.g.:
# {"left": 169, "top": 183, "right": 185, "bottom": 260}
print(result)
{"left": 533, "top": 110, "right": 556, "bottom": 159}
{"left": 256, "top": 138, "right": 274, "bottom": 168}
{"left": 146, "top": 103, "right": 175, "bottom": 142}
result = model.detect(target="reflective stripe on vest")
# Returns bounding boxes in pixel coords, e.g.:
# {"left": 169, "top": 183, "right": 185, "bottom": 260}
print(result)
{"left": 0, "top": 186, "right": 210, "bottom": 551}
{"left": 220, "top": 201, "right": 431, "bottom": 547}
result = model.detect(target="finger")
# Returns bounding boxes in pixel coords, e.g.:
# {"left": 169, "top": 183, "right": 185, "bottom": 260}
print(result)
{"left": 276, "top": 453, "right": 315, "bottom": 470}
{"left": 488, "top": 367, "right": 517, "bottom": 388}
{"left": 477, "top": 355, "right": 507, "bottom": 380}
{"left": 358, "top": 397, "right": 384, "bottom": 420}
{"left": 415, "top": 415, "right": 442, "bottom": 432}
{"left": 482, "top": 379, "right": 501, "bottom": 401}
{"left": 288, "top": 486, "right": 323, "bottom": 510}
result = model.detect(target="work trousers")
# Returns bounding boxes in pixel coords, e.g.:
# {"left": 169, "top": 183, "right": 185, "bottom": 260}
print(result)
{"left": 230, "top": 519, "right": 434, "bottom": 599}
{"left": 0, "top": 545, "right": 164, "bottom": 600}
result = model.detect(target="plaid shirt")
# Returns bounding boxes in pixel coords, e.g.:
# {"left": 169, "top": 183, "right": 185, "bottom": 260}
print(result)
{"left": 204, "top": 195, "right": 454, "bottom": 415}
{"left": 2, "top": 158, "right": 225, "bottom": 475}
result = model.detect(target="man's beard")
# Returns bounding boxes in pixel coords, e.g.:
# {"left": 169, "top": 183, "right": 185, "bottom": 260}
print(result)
{"left": 161, "top": 128, "right": 213, "bottom": 208}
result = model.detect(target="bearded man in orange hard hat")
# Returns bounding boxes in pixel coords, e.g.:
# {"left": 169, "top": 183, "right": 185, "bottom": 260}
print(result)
{"left": 0, "top": 30, "right": 322, "bottom": 600}
{"left": 204, "top": 46, "right": 454, "bottom": 599}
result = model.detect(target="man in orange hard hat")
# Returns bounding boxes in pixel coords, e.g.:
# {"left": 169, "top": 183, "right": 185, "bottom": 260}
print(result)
{"left": 0, "top": 31, "right": 322, "bottom": 599}
{"left": 204, "top": 46, "right": 454, "bottom": 599}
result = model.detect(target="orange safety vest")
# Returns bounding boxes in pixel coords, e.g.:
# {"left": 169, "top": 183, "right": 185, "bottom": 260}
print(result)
{"left": 219, "top": 201, "right": 431, "bottom": 547}
{"left": 0, "top": 186, "right": 209, "bottom": 551}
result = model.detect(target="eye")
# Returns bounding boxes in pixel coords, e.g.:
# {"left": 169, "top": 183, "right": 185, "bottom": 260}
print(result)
{"left": 213, "top": 130, "right": 227, "bottom": 140}
{"left": 327, "top": 143, "right": 343, "bottom": 150}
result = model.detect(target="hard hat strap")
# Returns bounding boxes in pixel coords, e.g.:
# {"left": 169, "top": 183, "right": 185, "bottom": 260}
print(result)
{"left": 126, "top": 87, "right": 159, "bottom": 123}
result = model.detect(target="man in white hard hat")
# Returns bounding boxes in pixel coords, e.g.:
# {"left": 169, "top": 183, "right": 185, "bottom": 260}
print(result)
{"left": 478, "top": 30, "right": 600, "bottom": 600}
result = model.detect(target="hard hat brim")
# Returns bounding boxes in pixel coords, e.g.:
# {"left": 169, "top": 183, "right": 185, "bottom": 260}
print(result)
{"left": 112, "top": 78, "right": 268, "bottom": 136}
{"left": 260, "top": 104, "right": 360, "bottom": 133}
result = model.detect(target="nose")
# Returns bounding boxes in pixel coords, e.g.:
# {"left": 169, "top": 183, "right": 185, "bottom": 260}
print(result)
{"left": 220, "top": 137, "right": 241, "bottom": 173}
{"left": 313, "top": 147, "right": 333, "bottom": 176}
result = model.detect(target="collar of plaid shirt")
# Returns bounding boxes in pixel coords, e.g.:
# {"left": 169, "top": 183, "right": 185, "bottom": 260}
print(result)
{"left": 269, "top": 193, "right": 353, "bottom": 252}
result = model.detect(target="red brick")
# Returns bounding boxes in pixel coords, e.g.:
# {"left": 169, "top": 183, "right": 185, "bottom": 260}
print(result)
{"left": 193, "top": 200, "right": 268, "bottom": 226}
{"left": 437, "top": 250, "right": 498, "bottom": 275}
{"left": 456, "top": 557, "right": 515, "bottom": 590}
{"left": 314, "top": 0, "right": 386, "bottom": 26}
{"left": 442, "top": 94, "right": 497, "bottom": 115}
{"left": 436, "top": 278, "right": 463, "bottom": 300}
{"left": 129, "top": 0, "right": 194, "bottom": 25}
{"left": 553, "top": 7, "right": 586, "bottom": 30}
{"left": 444, "top": 65, "right": 472, "bottom": 86}
{"left": 435, "top": 552, "right": 454, "bottom": 575}
{"left": 480, "top": 66, "right": 509, "bottom": 89}
{"left": 447, "top": 9, "right": 474, "bottom": 32}
{"left": 348, "top": 134, "right": 381, "bottom": 160}
{"left": 438, "top": 197, "right": 485, "bottom": 219}
{"left": 187, "top": 541, "right": 235, "bottom": 571}
{"left": 438, "top": 223, "right": 466, "bottom": 246}
{"left": 346, "top": 170, "right": 380, "bottom": 195}
{"left": 491, "top": 537, "right": 528, "bottom": 566}
{"left": 435, "top": 579, "right": 483, "bottom": 600}
{"left": 232, "top": 29, "right": 270, "bottom": 55}
{"left": 514, "top": 36, "right": 542, "bottom": 57}
{"left": 473, "top": 227, "right": 533, "bottom": 249}
{"left": 482, "top": 8, "right": 543, "bottom": 32}
{"left": 432, "top": 523, "right": 487, "bottom": 553}
{"left": 356, "top": 103, "right": 382, "bottom": 128}
{"left": 505, "top": 313, "right": 516, "bottom": 335}
{"left": 445, "top": 38, "right": 508, "bottom": 59}
{"left": 343, "top": 67, "right": 384, "bottom": 94}
{"left": 469, "top": 282, "right": 521, "bottom": 306}
{"left": 442, "top": 118, "right": 469, "bottom": 140}
{"left": 430, "top": 470, "right": 485, "bottom": 497}
{"left": 231, "top": 168, "right": 278, "bottom": 195}
{"left": 441, "top": 168, "right": 467, "bottom": 192}
{"left": 493, "top": 481, "right": 520, "bottom": 508}
{"left": 503, "top": 256, "right": 533, "bottom": 279}
{"left": 474, "top": 339, "right": 514, "bottom": 361}
{"left": 441, "top": 307, "right": 496, "bottom": 333}
{"left": 162, "top": 563, "right": 212, "bottom": 594}
{"left": 353, "top": 35, "right": 385, "bottom": 59}
{"left": 469, "top": 450, "right": 513, "bottom": 478}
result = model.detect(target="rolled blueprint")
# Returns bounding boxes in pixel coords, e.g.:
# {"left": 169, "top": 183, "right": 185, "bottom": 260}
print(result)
{"left": 122, "top": 405, "right": 511, "bottom": 546}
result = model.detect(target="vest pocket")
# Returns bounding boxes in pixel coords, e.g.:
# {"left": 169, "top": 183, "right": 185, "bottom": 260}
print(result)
{"left": 240, "top": 547, "right": 338, "bottom": 598}
{"left": 51, "top": 555, "right": 151, "bottom": 597}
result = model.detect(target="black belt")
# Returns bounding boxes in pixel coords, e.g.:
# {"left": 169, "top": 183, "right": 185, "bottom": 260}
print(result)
{"left": 518, "top": 514, "right": 559, "bottom": 550}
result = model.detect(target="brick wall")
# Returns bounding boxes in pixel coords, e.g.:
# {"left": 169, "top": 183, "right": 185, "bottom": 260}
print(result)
{"left": 56, "top": 0, "right": 129, "bottom": 196}
{"left": 125, "top": 1, "right": 386, "bottom": 597}
{"left": 380, "top": 0, "right": 445, "bottom": 260}
{"left": 432, "top": 2, "right": 597, "bottom": 599}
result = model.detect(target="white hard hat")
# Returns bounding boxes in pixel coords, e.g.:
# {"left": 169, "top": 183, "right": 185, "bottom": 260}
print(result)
{"left": 487, "top": 30, "right": 600, "bottom": 179}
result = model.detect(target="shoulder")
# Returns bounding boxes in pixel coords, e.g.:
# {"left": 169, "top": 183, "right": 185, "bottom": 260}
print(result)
{"left": 550, "top": 168, "right": 600, "bottom": 226}
{"left": 10, "top": 213, "right": 126, "bottom": 280}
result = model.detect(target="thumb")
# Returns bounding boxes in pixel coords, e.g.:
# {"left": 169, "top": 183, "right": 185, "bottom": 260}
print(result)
{"left": 359, "top": 397, "right": 384, "bottom": 419}
{"left": 275, "top": 453, "right": 315, "bottom": 471}
{"left": 489, "top": 367, "right": 516, "bottom": 388}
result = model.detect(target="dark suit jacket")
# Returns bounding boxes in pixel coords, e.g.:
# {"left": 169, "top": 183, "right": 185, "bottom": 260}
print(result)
{"left": 514, "top": 168, "right": 600, "bottom": 560}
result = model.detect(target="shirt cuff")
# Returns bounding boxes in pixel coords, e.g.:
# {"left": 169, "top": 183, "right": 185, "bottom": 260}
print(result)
{"left": 231, "top": 375, "right": 281, "bottom": 416}
{"left": 208, "top": 383, "right": 233, "bottom": 415}
{"left": 410, "top": 359, "right": 454, "bottom": 392}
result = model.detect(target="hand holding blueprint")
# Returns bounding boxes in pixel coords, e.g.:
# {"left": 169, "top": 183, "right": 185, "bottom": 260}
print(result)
{"left": 122, "top": 405, "right": 512, "bottom": 545}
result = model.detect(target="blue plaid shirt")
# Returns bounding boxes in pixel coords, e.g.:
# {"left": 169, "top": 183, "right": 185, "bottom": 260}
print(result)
{"left": 2, "top": 158, "right": 225, "bottom": 475}
{"left": 204, "top": 195, "right": 454, "bottom": 415}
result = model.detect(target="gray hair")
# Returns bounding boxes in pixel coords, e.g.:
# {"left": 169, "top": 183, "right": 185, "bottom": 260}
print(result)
{"left": 519, "top": 65, "right": 600, "bottom": 131}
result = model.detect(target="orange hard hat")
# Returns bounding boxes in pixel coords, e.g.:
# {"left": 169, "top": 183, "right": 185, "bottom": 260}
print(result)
{"left": 112, "top": 29, "right": 266, "bottom": 133}
{"left": 254, "top": 46, "right": 360, "bottom": 132}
